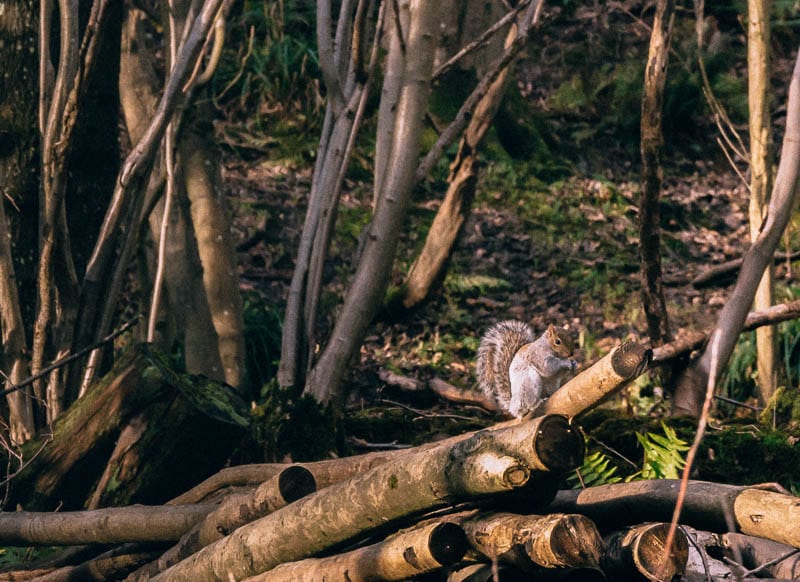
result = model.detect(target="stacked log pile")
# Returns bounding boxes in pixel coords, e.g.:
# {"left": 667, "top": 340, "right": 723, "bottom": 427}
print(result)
{"left": 1, "top": 341, "right": 798, "bottom": 581}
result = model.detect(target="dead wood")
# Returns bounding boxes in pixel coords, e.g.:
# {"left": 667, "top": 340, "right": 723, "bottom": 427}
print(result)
{"left": 602, "top": 522, "right": 689, "bottom": 582}
{"left": 449, "top": 510, "right": 603, "bottom": 569}
{"left": 20, "top": 546, "right": 162, "bottom": 582}
{"left": 150, "top": 415, "right": 582, "bottom": 580}
{"left": 722, "top": 533, "right": 800, "bottom": 578}
{"left": 651, "top": 299, "right": 800, "bottom": 364}
{"left": 0, "top": 504, "right": 213, "bottom": 546}
{"left": 692, "top": 251, "right": 800, "bottom": 289}
{"left": 9, "top": 348, "right": 163, "bottom": 510}
{"left": 541, "top": 340, "right": 652, "bottom": 418}
{"left": 129, "top": 465, "right": 315, "bottom": 579}
{"left": 243, "top": 521, "right": 468, "bottom": 581}
{"left": 545, "top": 480, "right": 800, "bottom": 549}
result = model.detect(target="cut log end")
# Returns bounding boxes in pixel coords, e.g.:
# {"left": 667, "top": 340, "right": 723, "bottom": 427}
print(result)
{"left": 612, "top": 342, "right": 653, "bottom": 379}
{"left": 534, "top": 415, "right": 585, "bottom": 473}
{"left": 277, "top": 466, "right": 316, "bottom": 503}
{"left": 428, "top": 522, "right": 469, "bottom": 566}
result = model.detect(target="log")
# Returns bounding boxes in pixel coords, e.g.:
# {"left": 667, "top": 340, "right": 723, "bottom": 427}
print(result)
{"left": 541, "top": 341, "right": 652, "bottom": 417}
{"left": 150, "top": 415, "right": 583, "bottom": 580}
{"left": 18, "top": 546, "right": 162, "bottom": 582}
{"left": 651, "top": 300, "right": 800, "bottom": 364}
{"left": 87, "top": 352, "right": 249, "bottom": 507}
{"left": 9, "top": 348, "right": 163, "bottom": 510}
{"left": 449, "top": 511, "right": 603, "bottom": 569}
{"left": 0, "top": 504, "right": 214, "bottom": 546}
{"left": 242, "top": 521, "right": 468, "bottom": 581}
{"left": 602, "top": 523, "right": 689, "bottom": 582}
{"left": 691, "top": 250, "right": 800, "bottom": 289}
{"left": 129, "top": 465, "right": 316, "bottom": 579}
{"left": 722, "top": 533, "right": 800, "bottom": 578}
{"left": 544, "top": 480, "right": 800, "bottom": 548}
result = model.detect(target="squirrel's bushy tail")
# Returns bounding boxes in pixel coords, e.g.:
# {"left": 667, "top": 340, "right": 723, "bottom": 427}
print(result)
{"left": 476, "top": 320, "right": 535, "bottom": 407}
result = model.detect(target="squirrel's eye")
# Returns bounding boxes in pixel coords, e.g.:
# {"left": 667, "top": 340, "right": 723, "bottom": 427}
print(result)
{"left": 555, "top": 338, "right": 561, "bottom": 345}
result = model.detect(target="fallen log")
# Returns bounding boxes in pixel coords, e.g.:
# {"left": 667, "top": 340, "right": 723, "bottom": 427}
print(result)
{"left": 602, "top": 522, "right": 689, "bottom": 582}
{"left": 150, "top": 415, "right": 583, "bottom": 580}
{"left": 452, "top": 510, "right": 604, "bottom": 570}
{"left": 651, "top": 299, "right": 800, "bottom": 364}
{"left": 544, "top": 480, "right": 800, "bottom": 549}
{"left": 129, "top": 465, "right": 316, "bottom": 579}
{"left": 691, "top": 250, "right": 800, "bottom": 289}
{"left": 541, "top": 340, "right": 652, "bottom": 417}
{"left": 242, "top": 521, "right": 468, "bottom": 581}
{"left": 722, "top": 533, "right": 800, "bottom": 579}
{"left": 0, "top": 504, "right": 214, "bottom": 546}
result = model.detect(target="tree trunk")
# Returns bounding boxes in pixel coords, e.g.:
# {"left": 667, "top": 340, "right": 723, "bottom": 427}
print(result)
{"left": 129, "top": 466, "right": 316, "bottom": 579}
{"left": 402, "top": 13, "right": 519, "bottom": 309}
{"left": 602, "top": 523, "right": 689, "bottom": 582}
{"left": 304, "top": 0, "right": 442, "bottom": 404}
{"left": 85, "top": 360, "right": 248, "bottom": 508}
{"left": 747, "top": 0, "right": 777, "bottom": 405}
{"left": 672, "top": 50, "right": 800, "bottom": 416}
{"left": 639, "top": 0, "right": 674, "bottom": 347}
{"left": 0, "top": 504, "right": 213, "bottom": 545}
{"left": 9, "top": 348, "right": 164, "bottom": 510}
{"left": 179, "top": 106, "right": 247, "bottom": 390}
{"left": 0, "top": 0, "right": 39, "bottom": 442}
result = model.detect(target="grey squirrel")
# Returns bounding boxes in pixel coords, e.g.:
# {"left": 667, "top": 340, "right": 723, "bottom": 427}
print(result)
{"left": 476, "top": 321, "right": 578, "bottom": 418}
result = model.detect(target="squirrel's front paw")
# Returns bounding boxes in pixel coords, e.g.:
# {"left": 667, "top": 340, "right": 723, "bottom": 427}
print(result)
{"left": 569, "top": 359, "right": 578, "bottom": 371}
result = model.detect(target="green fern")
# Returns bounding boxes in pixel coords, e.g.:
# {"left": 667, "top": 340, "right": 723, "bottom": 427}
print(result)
{"left": 628, "top": 422, "right": 689, "bottom": 481}
{"left": 569, "top": 449, "right": 623, "bottom": 488}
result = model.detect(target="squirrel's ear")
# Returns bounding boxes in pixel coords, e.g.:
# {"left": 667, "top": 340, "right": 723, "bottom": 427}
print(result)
{"left": 547, "top": 324, "right": 556, "bottom": 337}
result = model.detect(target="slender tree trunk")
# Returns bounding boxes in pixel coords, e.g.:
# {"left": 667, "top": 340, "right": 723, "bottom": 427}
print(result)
{"left": 304, "top": 0, "right": 443, "bottom": 404}
{"left": 0, "top": 0, "right": 38, "bottom": 442}
{"left": 747, "top": 0, "right": 776, "bottom": 405}
{"left": 672, "top": 49, "right": 800, "bottom": 416}
{"left": 179, "top": 107, "right": 247, "bottom": 390}
{"left": 402, "top": 16, "right": 518, "bottom": 309}
{"left": 639, "top": 0, "right": 674, "bottom": 347}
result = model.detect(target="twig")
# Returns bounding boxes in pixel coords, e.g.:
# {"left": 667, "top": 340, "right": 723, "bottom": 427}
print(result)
{"left": 0, "top": 317, "right": 141, "bottom": 398}
{"left": 713, "top": 394, "right": 762, "bottom": 412}
{"left": 680, "top": 526, "right": 712, "bottom": 582}
{"left": 432, "top": 0, "right": 531, "bottom": 81}
{"left": 742, "top": 547, "right": 800, "bottom": 577}
{"left": 661, "top": 331, "right": 720, "bottom": 576}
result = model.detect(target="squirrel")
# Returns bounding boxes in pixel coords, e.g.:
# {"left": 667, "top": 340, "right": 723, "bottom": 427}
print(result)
{"left": 476, "top": 321, "right": 578, "bottom": 418}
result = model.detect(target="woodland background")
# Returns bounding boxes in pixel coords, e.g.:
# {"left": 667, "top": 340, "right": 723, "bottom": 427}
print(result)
{"left": 2, "top": 0, "right": 800, "bottom": 578}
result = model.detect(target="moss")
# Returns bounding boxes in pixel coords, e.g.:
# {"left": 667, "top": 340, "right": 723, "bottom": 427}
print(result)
{"left": 759, "top": 386, "right": 800, "bottom": 435}
{"left": 345, "top": 407, "right": 488, "bottom": 447}
{"left": 698, "top": 426, "right": 800, "bottom": 489}
{"left": 252, "top": 382, "right": 340, "bottom": 461}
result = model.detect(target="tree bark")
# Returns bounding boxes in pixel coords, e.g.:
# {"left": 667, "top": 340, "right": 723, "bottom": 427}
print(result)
{"left": 0, "top": 0, "right": 38, "bottom": 442}
{"left": 129, "top": 466, "right": 316, "bottom": 579}
{"left": 602, "top": 523, "right": 689, "bottom": 582}
{"left": 304, "top": 0, "right": 442, "bottom": 404}
{"left": 150, "top": 415, "right": 582, "bottom": 580}
{"left": 545, "top": 480, "right": 800, "bottom": 548}
{"left": 672, "top": 49, "right": 800, "bottom": 416}
{"left": 9, "top": 348, "right": 163, "bottom": 510}
{"left": 638, "top": 0, "right": 674, "bottom": 347}
{"left": 449, "top": 511, "right": 603, "bottom": 569}
{"left": 541, "top": 341, "right": 652, "bottom": 418}
{"left": 0, "top": 504, "right": 213, "bottom": 545}
{"left": 401, "top": 10, "right": 519, "bottom": 309}
{"left": 243, "top": 521, "right": 468, "bottom": 582}
{"left": 748, "top": 0, "right": 777, "bottom": 405}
